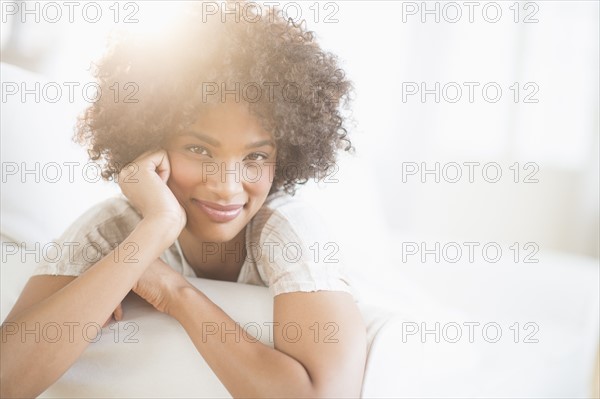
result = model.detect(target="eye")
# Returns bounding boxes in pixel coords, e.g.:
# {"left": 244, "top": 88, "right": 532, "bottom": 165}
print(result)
{"left": 245, "top": 152, "right": 269, "bottom": 162}
{"left": 186, "top": 145, "right": 210, "bottom": 156}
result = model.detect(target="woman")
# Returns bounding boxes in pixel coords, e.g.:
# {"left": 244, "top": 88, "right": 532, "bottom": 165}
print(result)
{"left": 0, "top": 2, "right": 366, "bottom": 397}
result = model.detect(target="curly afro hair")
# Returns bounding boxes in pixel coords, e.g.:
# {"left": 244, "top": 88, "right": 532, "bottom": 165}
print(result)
{"left": 76, "top": 0, "right": 354, "bottom": 195}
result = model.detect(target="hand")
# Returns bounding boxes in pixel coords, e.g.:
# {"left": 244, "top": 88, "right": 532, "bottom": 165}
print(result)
{"left": 131, "top": 258, "right": 193, "bottom": 315}
{"left": 118, "top": 150, "right": 186, "bottom": 239}
{"left": 103, "top": 303, "right": 123, "bottom": 328}
{"left": 104, "top": 259, "right": 190, "bottom": 324}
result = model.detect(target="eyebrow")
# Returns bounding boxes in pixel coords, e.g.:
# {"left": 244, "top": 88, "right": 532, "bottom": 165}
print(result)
{"left": 182, "top": 131, "right": 275, "bottom": 149}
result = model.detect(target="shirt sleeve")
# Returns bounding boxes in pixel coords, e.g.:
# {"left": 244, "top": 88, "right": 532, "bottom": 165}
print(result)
{"left": 32, "top": 197, "right": 142, "bottom": 277}
{"left": 252, "top": 199, "right": 358, "bottom": 299}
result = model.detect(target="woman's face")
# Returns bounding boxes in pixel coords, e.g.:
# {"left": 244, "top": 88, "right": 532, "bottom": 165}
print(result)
{"left": 165, "top": 101, "right": 276, "bottom": 243}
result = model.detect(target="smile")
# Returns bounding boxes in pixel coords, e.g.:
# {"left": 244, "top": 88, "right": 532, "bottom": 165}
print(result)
{"left": 192, "top": 199, "right": 244, "bottom": 223}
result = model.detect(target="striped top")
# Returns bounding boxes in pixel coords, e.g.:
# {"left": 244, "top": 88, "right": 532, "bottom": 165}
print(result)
{"left": 33, "top": 191, "right": 359, "bottom": 300}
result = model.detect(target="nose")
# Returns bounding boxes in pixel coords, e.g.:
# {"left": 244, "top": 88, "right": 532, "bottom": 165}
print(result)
{"left": 205, "top": 160, "right": 244, "bottom": 201}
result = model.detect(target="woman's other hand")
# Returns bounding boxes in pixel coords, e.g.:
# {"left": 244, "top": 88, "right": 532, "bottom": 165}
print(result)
{"left": 102, "top": 258, "right": 190, "bottom": 325}
{"left": 132, "top": 258, "right": 192, "bottom": 315}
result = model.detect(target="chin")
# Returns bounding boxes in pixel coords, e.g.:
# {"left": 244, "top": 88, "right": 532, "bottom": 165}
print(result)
{"left": 186, "top": 220, "right": 243, "bottom": 243}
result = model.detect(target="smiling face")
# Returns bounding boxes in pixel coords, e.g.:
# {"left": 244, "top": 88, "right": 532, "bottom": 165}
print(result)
{"left": 165, "top": 101, "right": 277, "bottom": 243}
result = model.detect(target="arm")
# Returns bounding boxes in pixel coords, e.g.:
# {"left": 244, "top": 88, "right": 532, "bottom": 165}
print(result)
{"left": 169, "top": 286, "right": 366, "bottom": 398}
{"left": 0, "top": 218, "right": 175, "bottom": 398}
{"left": 1, "top": 150, "right": 185, "bottom": 398}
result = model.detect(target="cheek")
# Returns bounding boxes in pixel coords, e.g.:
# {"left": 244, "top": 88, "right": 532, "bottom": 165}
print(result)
{"left": 167, "top": 153, "right": 203, "bottom": 193}
{"left": 244, "top": 163, "right": 275, "bottom": 197}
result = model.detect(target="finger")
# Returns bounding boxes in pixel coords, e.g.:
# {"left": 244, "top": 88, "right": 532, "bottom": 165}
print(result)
{"left": 114, "top": 303, "right": 124, "bottom": 321}
{"left": 118, "top": 161, "right": 139, "bottom": 184}
{"left": 153, "top": 151, "right": 171, "bottom": 183}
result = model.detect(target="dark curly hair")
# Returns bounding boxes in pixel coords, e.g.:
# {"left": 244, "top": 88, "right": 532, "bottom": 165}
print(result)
{"left": 76, "top": 0, "right": 353, "bottom": 195}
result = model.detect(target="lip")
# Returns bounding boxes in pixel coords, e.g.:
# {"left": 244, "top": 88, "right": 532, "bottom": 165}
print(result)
{"left": 192, "top": 199, "right": 245, "bottom": 223}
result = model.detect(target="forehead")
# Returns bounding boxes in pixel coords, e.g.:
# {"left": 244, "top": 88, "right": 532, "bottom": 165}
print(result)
{"left": 190, "top": 102, "right": 272, "bottom": 141}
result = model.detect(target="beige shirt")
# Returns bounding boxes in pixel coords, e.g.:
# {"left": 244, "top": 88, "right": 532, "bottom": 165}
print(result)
{"left": 33, "top": 191, "right": 359, "bottom": 300}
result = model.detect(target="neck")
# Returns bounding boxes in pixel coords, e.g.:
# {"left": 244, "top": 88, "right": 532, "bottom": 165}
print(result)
{"left": 177, "top": 227, "right": 246, "bottom": 281}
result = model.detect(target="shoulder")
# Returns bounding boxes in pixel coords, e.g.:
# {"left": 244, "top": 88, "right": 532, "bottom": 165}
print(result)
{"left": 249, "top": 191, "right": 328, "bottom": 242}
{"left": 33, "top": 196, "right": 142, "bottom": 276}
{"left": 71, "top": 195, "right": 141, "bottom": 233}
{"left": 56, "top": 195, "right": 142, "bottom": 247}
{"left": 246, "top": 191, "right": 357, "bottom": 299}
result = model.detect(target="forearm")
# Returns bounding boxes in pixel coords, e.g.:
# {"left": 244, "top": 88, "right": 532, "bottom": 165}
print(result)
{"left": 171, "top": 287, "right": 317, "bottom": 399}
{"left": 0, "top": 218, "right": 172, "bottom": 398}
